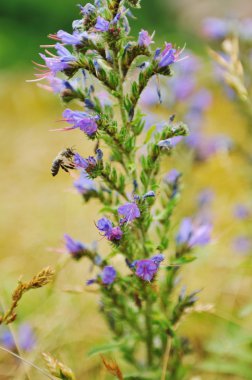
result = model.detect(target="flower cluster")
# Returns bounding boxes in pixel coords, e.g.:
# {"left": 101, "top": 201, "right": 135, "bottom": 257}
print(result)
{"left": 30, "top": 0, "right": 215, "bottom": 377}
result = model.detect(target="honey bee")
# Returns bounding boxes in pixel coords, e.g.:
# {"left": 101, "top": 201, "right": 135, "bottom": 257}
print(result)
{"left": 51, "top": 148, "right": 75, "bottom": 176}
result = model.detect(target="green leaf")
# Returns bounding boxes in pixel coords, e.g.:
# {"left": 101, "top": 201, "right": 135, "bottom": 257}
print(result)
{"left": 167, "top": 256, "right": 196, "bottom": 266}
{"left": 144, "top": 125, "right": 156, "bottom": 144}
{"left": 87, "top": 341, "right": 124, "bottom": 357}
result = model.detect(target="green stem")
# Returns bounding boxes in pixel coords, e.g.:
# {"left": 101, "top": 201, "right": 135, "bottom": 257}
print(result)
{"left": 145, "top": 293, "right": 153, "bottom": 366}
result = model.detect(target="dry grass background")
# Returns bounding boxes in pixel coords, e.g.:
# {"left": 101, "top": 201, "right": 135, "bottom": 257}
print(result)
{"left": 0, "top": 70, "right": 251, "bottom": 379}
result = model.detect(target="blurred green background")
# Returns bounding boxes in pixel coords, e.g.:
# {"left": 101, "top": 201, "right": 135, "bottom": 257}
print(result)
{"left": 0, "top": 1, "right": 252, "bottom": 379}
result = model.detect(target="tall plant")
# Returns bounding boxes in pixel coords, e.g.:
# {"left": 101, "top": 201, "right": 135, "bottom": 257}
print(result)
{"left": 28, "top": 0, "right": 212, "bottom": 378}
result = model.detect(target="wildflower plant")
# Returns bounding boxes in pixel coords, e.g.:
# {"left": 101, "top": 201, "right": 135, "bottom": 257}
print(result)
{"left": 29, "top": 0, "right": 213, "bottom": 378}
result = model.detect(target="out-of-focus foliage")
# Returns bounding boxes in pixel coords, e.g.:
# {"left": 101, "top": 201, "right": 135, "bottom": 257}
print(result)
{"left": 0, "top": 0, "right": 181, "bottom": 70}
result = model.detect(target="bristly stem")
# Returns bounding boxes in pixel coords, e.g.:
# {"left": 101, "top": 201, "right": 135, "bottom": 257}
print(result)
{"left": 145, "top": 292, "right": 153, "bottom": 366}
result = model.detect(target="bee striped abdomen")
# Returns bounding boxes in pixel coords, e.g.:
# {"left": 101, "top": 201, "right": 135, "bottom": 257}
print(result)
{"left": 51, "top": 159, "right": 62, "bottom": 177}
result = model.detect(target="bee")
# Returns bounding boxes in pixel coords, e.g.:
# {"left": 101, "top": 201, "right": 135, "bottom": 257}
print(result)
{"left": 51, "top": 148, "right": 75, "bottom": 177}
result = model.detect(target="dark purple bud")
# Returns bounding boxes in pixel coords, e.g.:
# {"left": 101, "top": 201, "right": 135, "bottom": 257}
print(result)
{"left": 84, "top": 99, "right": 95, "bottom": 109}
{"left": 143, "top": 191, "right": 155, "bottom": 199}
{"left": 86, "top": 278, "right": 96, "bottom": 285}
{"left": 96, "top": 148, "right": 103, "bottom": 161}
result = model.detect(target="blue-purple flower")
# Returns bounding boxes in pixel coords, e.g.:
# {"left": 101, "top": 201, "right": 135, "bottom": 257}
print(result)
{"left": 176, "top": 217, "right": 212, "bottom": 248}
{"left": 155, "top": 43, "right": 184, "bottom": 68}
{"left": 118, "top": 202, "right": 140, "bottom": 223}
{"left": 233, "top": 236, "right": 252, "bottom": 255}
{"left": 74, "top": 172, "right": 97, "bottom": 194}
{"left": 96, "top": 217, "right": 123, "bottom": 241}
{"left": 202, "top": 18, "right": 228, "bottom": 39}
{"left": 233, "top": 204, "right": 250, "bottom": 220}
{"left": 79, "top": 3, "right": 96, "bottom": 16}
{"left": 135, "top": 260, "right": 157, "bottom": 281}
{"left": 138, "top": 30, "right": 154, "bottom": 47}
{"left": 100, "top": 266, "right": 117, "bottom": 285}
{"left": 74, "top": 153, "right": 97, "bottom": 171}
{"left": 64, "top": 234, "right": 86, "bottom": 259}
{"left": 0, "top": 324, "right": 36, "bottom": 351}
{"left": 94, "top": 14, "right": 121, "bottom": 32}
{"left": 158, "top": 136, "right": 183, "bottom": 149}
{"left": 58, "top": 108, "right": 99, "bottom": 136}
{"left": 197, "top": 189, "right": 214, "bottom": 208}
{"left": 164, "top": 169, "right": 181, "bottom": 184}
{"left": 56, "top": 30, "right": 89, "bottom": 45}
{"left": 133, "top": 254, "right": 164, "bottom": 282}
{"left": 39, "top": 44, "right": 76, "bottom": 77}
{"left": 87, "top": 265, "right": 117, "bottom": 286}
{"left": 95, "top": 16, "right": 110, "bottom": 32}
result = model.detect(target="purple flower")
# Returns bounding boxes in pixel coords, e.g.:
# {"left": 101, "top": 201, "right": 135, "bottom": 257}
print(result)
{"left": 164, "top": 169, "right": 181, "bottom": 184}
{"left": 202, "top": 18, "right": 228, "bottom": 39}
{"left": 0, "top": 324, "right": 35, "bottom": 351}
{"left": 150, "top": 254, "right": 165, "bottom": 265}
{"left": 118, "top": 202, "right": 140, "bottom": 222}
{"left": 132, "top": 254, "right": 164, "bottom": 281}
{"left": 57, "top": 30, "right": 88, "bottom": 45}
{"left": 100, "top": 266, "right": 116, "bottom": 285}
{"left": 239, "top": 19, "right": 252, "bottom": 41}
{"left": 73, "top": 153, "right": 89, "bottom": 169}
{"left": 39, "top": 44, "right": 76, "bottom": 76}
{"left": 74, "top": 153, "right": 97, "bottom": 171}
{"left": 96, "top": 218, "right": 123, "bottom": 241}
{"left": 190, "top": 89, "right": 212, "bottom": 112}
{"left": 62, "top": 108, "right": 98, "bottom": 136}
{"left": 197, "top": 189, "right": 214, "bottom": 208}
{"left": 18, "top": 324, "right": 36, "bottom": 351}
{"left": 171, "top": 77, "right": 195, "bottom": 101}
{"left": 74, "top": 172, "right": 96, "bottom": 194}
{"left": 79, "top": 3, "right": 96, "bottom": 16}
{"left": 95, "top": 16, "right": 110, "bottom": 32}
{"left": 108, "top": 226, "right": 123, "bottom": 241}
{"left": 156, "top": 43, "right": 184, "bottom": 68}
{"left": 135, "top": 260, "right": 158, "bottom": 282}
{"left": 138, "top": 30, "right": 153, "bottom": 47}
{"left": 176, "top": 218, "right": 212, "bottom": 248}
{"left": 157, "top": 136, "right": 183, "bottom": 149}
{"left": 94, "top": 14, "right": 121, "bottom": 32}
{"left": 234, "top": 204, "right": 250, "bottom": 220}
{"left": 97, "top": 217, "right": 113, "bottom": 233}
{"left": 64, "top": 234, "right": 86, "bottom": 259}
{"left": 233, "top": 236, "right": 252, "bottom": 254}
{"left": 39, "top": 75, "right": 66, "bottom": 93}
